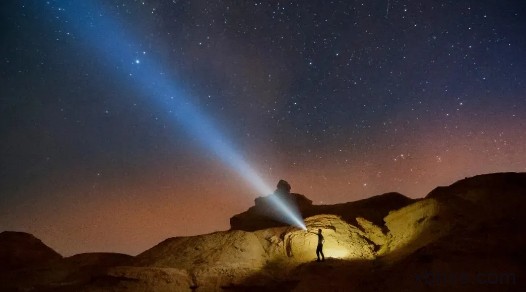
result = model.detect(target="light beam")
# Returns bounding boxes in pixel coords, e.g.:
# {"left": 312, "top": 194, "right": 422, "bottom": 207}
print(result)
{"left": 43, "top": 1, "right": 306, "bottom": 230}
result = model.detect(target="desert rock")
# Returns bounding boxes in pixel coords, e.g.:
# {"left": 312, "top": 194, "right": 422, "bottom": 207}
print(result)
{"left": 1, "top": 173, "right": 525, "bottom": 291}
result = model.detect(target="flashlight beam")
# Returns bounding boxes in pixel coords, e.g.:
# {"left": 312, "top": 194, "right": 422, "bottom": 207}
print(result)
{"left": 43, "top": 1, "right": 306, "bottom": 229}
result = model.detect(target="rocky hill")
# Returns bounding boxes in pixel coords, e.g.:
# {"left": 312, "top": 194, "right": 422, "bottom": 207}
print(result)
{"left": 1, "top": 172, "right": 525, "bottom": 291}
{"left": 0, "top": 231, "right": 62, "bottom": 272}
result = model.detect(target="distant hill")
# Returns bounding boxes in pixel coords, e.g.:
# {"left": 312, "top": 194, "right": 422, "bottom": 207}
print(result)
{"left": 0, "top": 231, "right": 62, "bottom": 272}
{"left": 0, "top": 232, "right": 132, "bottom": 291}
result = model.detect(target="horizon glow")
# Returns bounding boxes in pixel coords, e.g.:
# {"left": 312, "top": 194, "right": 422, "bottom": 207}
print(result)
{"left": 43, "top": 1, "right": 306, "bottom": 230}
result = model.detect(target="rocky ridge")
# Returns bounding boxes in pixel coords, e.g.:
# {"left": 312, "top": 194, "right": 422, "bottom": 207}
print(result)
{"left": 1, "top": 172, "right": 525, "bottom": 291}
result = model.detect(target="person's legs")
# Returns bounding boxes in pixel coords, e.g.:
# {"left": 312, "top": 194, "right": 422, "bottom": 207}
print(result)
{"left": 316, "top": 245, "right": 321, "bottom": 261}
{"left": 320, "top": 247, "right": 325, "bottom": 261}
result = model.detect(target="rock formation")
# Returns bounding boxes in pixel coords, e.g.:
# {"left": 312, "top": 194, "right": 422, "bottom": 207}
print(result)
{"left": 1, "top": 172, "right": 525, "bottom": 291}
{"left": 0, "top": 231, "right": 62, "bottom": 272}
{"left": 230, "top": 179, "right": 314, "bottom": 231}
{"left": 230, "top": 179, "right": 414, "bottom": 231}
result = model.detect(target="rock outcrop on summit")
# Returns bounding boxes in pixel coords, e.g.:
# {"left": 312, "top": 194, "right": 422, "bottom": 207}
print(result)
{"left": 1, "top": 173, "right": 525, "bottom": 291}
{"left": 230, "top": 178, "right": 414, "bottom": 231}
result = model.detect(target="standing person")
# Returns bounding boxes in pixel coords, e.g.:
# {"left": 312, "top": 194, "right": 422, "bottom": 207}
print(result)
{"left": 315, "top": 229, "right": 325, "bottom": 262}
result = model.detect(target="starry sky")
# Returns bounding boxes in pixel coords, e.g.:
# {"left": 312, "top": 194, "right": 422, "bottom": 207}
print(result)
{"left": 1, "top": 0, "right": 525, "bottom": 256}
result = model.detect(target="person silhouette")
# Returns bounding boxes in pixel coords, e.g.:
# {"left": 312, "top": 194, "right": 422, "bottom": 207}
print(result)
{"left": 307, "top": 228, "right": 325, "bottom": 261}
{"left": 315, "top": 229, "right": 325, "bottom": 262}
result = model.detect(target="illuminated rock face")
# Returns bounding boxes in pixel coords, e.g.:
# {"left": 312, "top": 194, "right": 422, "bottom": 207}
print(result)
{"left": 356, "top": 217, "right": 387, "bottom": 246}
{"left": 380, "top": 172, "right": 526, "bottom": 259}
{"left": 285, "top": 215, "right": 376, "bottom": 261}
{"left": 382, "top": 198, "right": 448, "bottom": 256}
{"left": 136, "top": 230, "right": 267, "bottom": 269}
{"left": 134, "top": 230, "right": 268, "bottom": 288}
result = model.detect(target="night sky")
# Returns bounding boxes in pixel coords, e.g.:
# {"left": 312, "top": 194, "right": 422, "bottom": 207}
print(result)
{"left": 1, "top": 0, "right": 525, "bottom": 256}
